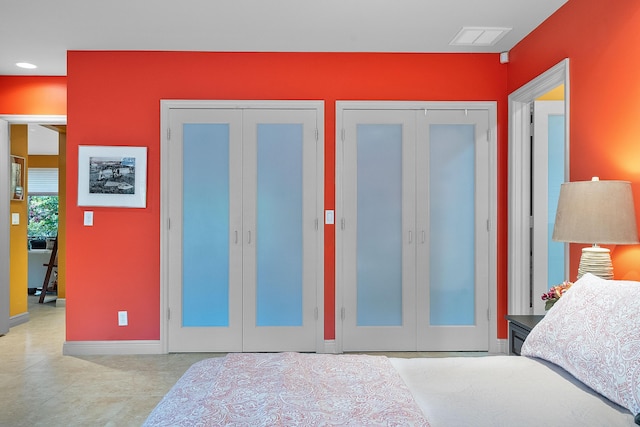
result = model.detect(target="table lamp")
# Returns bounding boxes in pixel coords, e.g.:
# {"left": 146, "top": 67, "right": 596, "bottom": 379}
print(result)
{"left": 552, "top": 177, "right": 639, "bottom": 280}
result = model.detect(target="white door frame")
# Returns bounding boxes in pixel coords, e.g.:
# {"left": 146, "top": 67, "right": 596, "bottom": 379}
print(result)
{"left": 508, "top": 59, "right": 570, "bottom": 315}
{"left": 335, "top": 101, "right": 498, "bottom": 353}
{"left": 0, "top": 115, "right": 66, "bottom": 333}
{"left": 0, "top": 118, "right": 9, "bottom": 335}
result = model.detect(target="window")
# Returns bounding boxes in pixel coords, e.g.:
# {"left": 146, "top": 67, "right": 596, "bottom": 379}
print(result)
{"left": 27, "top": 168, "right": 58, "bottom": 242}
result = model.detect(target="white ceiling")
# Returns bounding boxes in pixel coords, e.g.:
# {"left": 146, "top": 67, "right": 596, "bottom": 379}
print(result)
{"left": 28, "top": 125, "right": 59, "bottom": 156}
{"left": 1, "top": 0, "right": 568, "bottom": 76}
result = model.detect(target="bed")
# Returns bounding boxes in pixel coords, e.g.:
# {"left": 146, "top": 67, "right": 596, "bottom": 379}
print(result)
{"left": 145, "top": 274, "right": 640, "bottom": 426}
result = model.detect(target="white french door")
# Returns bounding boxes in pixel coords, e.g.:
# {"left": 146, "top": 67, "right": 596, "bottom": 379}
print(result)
{"left": 337, "top": 102, "right": 492, "bottom": 351}
{"left": 165, "top": 102, "right": 323, "bottom": 352}
{"left": 532, "top": 100, "right": 566, "bottom": 314}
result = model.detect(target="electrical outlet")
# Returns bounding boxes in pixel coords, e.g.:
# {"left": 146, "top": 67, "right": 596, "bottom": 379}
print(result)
{"left": 118, "top": 311, "right": 128, "bottom": 326}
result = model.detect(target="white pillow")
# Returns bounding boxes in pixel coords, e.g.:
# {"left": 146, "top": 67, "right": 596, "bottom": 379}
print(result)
{"left": 521, "top": 273, "right": 640, "bottom": 419}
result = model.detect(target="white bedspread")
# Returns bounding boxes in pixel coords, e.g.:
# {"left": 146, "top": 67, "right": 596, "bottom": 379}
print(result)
{"left": 145, "top": 352, "right": 636, "bottom": 426}
{"left": 391, "top": 355, "right": 635, "bottom": 427}
{"left": 144, "top": 352, "right": 429, "bottom": 426}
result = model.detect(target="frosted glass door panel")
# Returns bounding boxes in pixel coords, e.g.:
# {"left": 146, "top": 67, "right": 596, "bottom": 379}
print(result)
{"left": 429, "top": 124, "right": 475, "bottom": 326}
{"left": 256, "top": 124, "right": 303, "bottom": 327}
{"left": 547, "top": 114, "right": 566, "bottom": 285}
{"left": 356, "top": 124, "right": 403, "bottom": 326}
{"left": 182, "top": 124, "right": 230, "bottom": 327}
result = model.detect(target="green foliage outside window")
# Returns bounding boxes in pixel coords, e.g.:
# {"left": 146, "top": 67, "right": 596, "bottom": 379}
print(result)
{"left": 28, "top": 195, "right": 59, "bottom": 239}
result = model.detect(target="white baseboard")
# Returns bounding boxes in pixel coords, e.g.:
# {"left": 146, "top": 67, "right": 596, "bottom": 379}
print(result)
{"left": 55, "top": 298, "right": 66, "bottom": 307}
{"left": 9, "top": 312, "right": 29, "bottom": 328}
{"left": 492, "top": 338, "right": 508, "bottom": 355}
{"left": 322, "top": 340, "right": 338, "bottom": 354}
{"left": 63, "top": 340, "right": 163, "bottom": 356}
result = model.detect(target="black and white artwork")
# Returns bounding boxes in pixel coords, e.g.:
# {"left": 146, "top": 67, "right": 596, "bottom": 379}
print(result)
{"left": 78, "top": 146, "right": 147, "bottom": 208}
{"left": 89, "top": 156, "right": 136, "bottom": 194}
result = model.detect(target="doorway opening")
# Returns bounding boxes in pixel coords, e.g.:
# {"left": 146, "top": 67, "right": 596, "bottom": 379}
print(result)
{"left": 0, "top": 115, "right": 66, "bottom": 333}
{"left": 508, "top": 59, "right": 570, "bottom": 315}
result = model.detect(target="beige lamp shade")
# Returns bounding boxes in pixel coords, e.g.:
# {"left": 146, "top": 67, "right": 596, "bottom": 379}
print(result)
{"left": 552, "top": 179, "right": 639, "bottom": 245}
{"left": 552, "top": 179, "right": 639, "bottom": 280}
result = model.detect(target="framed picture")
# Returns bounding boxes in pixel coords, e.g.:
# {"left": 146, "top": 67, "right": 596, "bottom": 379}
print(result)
{"left": 78, "top": 146, "right": 147, "bottom": 208}
{"left": 10, "top": 155, "right": 25, "bottom": 201}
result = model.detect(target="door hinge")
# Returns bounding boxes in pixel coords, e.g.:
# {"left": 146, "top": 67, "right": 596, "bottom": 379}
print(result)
{"left": 486, "top": 219, "right": 491, "bottom": 232}
{"left": 315, "top": 128, "right": 319, "bottom": 141}
{"left": 341, "top": 218, "right": 345, "bottom": 230}
{"left": 487, "top": 129, "right": 491, "bottom": 142}
{"left": 341, "top": 307, "right": 346, "bottom": 321}
{"left": 529, "top": 215, "right": 534, "bottom": 229}
{"left": 341, "top": 128, "right": 345, "bottom": 142}
{"left": 167, "top": 308, "right": 171, "bottom": 320}
{"left": 487, "top": 308, "right": 491, "bottom": 321}
{"left": 314, "top": 307, "right": 318, "bottom": 320}
{"left": 167, "top": 127, "right": 171, "bottom": 141}
{"left": 315, "top": 218, "right": 319, "bottom": 230}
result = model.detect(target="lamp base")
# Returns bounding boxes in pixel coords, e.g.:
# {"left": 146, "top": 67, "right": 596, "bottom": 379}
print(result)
{"left": 577, "top": 246, "right": 613, "bottom": 280}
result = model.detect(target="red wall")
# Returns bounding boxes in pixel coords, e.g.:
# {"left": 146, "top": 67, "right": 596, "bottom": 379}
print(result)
{"left": 0, "top": 76, "right": 66, "bottom": 115}
{"left": 65, "top": 51, "right": 509, "bottom": 341}
{"left": 5, "top": 0, "right": 640, "bottom": 347}
{"left": 509, "top": 0, "right": 640, "bottom": 281}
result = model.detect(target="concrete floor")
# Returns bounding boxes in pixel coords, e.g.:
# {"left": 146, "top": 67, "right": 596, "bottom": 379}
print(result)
{"left": 0, "top": 297, "right": 224, "bottom": 426}
{"left": 0, "top": 296, "right": 487, "bottom": 426}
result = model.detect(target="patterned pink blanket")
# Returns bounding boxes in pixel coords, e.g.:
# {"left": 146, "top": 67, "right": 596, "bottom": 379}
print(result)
{"left": 144, "top": 352, "right": 430, "bottom": 426}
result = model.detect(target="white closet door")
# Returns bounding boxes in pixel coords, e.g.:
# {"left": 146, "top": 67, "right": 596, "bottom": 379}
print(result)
{"left": 338, "top": 104, "right": 491, "bottom": 352}
{"left": 167, "top": 105, "right": 320, "bottom": 352}
{"left": 167, "top": 108, "right": 244, "bottom": 352}
{"left": 341, "top": 109, "right": 417, "bottom": 351}
{"left": 241, "top": 109, "right": 319, "bottom": 352}
{"left": 416, "top": 109, "right": 490, "bottom": 351}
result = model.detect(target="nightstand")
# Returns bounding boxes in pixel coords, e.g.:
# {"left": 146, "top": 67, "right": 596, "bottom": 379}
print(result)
{"left": 505, "top": 315, "right": 545, "bottom": 355}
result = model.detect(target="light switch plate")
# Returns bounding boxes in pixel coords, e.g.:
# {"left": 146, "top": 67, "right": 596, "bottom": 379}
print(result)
{"left": 325, "top": 210, "right": 335, "bottom": 225}
{"left": 118, "top": 311, "right": 128, "bottom": 326}
{"left": 84, "top": 211, "right": 94, "bottom": 226}
{"left": 11, "top": 213, "right": 19, "bottom": 225}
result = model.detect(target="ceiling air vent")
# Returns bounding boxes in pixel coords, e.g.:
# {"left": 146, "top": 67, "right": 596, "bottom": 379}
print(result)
{"left": 450, "top": 27, "right": 512, "bottom": 46}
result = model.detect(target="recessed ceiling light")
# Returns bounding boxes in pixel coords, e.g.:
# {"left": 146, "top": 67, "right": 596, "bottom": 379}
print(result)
{"left": 16, "top": 62, "right": 37, "bottom": 69}
{"left": 450, "top": 27, "right": 512, "bottom": 46}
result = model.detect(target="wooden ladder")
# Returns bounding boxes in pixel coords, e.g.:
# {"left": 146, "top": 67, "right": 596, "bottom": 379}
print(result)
{"left": 39, "top": 236, "right": 58, "bottom": 304}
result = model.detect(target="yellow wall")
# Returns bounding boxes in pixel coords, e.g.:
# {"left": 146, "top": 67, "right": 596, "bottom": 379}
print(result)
{"left": 57, "top": 132, "right": 66, "bottom": 299}
{"left": 537, "top": 84, "right": 565, "bottom": 101}
{"left": 29, "top": 155, "right": 58, "bottom": 168}
{"left": 10, "top": 125, "right": 28, "bottom": 317}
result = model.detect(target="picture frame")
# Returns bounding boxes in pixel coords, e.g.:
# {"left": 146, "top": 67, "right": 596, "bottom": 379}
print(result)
{"left": 10, "top": 155, "right": 26, "bottom": 201}
{"left": 77, "top": 146, "right": 147, "bottom": 208}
